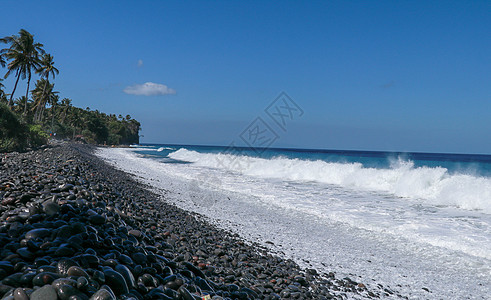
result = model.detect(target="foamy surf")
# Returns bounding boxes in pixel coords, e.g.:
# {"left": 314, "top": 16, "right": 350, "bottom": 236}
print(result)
{"left": 169, "top": 148, "right": 491, "bottom": 213}
{"left": 96, "top": 146, "right": 491, "bottom": 299}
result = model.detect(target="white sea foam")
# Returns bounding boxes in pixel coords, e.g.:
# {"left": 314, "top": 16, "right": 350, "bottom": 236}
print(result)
{"left": 96, "top": 147, "right": 491, "bottom": 299}
{"left": 169, "top": 149, "right": 491, "bottom": 213}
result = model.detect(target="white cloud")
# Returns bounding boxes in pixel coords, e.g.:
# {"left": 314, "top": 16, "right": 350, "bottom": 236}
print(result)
{"left": 137, "top": 59, "right": 143, "bottom": 67}
{"left": 123, "top": 82, "right": 176, "bottom": 96}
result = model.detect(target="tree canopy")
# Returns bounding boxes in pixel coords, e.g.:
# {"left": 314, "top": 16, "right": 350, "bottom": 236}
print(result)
{"left": 0, "top": 29, "right": 141, "bottom": 151}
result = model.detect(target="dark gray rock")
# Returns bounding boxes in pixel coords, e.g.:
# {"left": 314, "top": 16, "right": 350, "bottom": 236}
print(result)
{"left": 43, "top": 201, "right": 60, "bottom": 216}
{"left": 30, "top": 284, "right": 58, "bottom": 300}
{"left": 103, "top": 269, "right": 129, "bottom": 295}
{"left": 25, "top": 228, "right": 51, "bottom": 240}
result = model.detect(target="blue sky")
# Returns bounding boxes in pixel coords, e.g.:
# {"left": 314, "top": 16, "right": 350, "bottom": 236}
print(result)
{"left": 2, "top": 0, "right": 490, "bottom": 154}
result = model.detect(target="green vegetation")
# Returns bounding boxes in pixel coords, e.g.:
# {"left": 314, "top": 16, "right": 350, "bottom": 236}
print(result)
{"left": 0, "top": 29, "right": 140, "bottom": 152}
{"left": 0, "top": 103, "right": 48, "bottom": 152}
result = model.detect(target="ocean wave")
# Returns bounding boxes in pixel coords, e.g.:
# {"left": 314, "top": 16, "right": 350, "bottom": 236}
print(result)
{"left": 157, "top": 147, "right": 175, "bottom": 152}
{"left": 169, "top": 148, "right": 491, "bottom": 213}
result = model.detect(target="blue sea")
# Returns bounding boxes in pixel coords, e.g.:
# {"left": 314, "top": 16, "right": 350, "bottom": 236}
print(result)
{"left": 97, "top": 144, "right": 491, "bottom": 299}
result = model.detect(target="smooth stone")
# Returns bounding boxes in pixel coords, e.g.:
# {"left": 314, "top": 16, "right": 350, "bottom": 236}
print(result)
{"left": 102, "top": 259, "right": 118, "bottom": 268}
{"left": 37, "top": 265, "right": 57, "bottom": 273}
{"left": 57, "top": 259, "right": 79, "bottom": 276}
{"left": 55, "top": 245, "right": 76, "bottom": 257}
{"left": 146, "top": 288, "right": 172, "bottom": 300}
{"left": 32, "top": 272, "right": 60, "bottom": 286}
{"left": 241, "top": 287, "right": 259, "bottom": 298}
{"left": 131, "top": 253, "right": 146, "bottom": 265}
{"left": 89, "top": 288, "right": 115, "bottom": 300}
{"left": 77, "top": 254, "right": 100, "bottom": 267}
{"left": 0, "top": 284, "right": 14, "bottom": 298}
{"left": 70, "top": 222, "right": 86, "bottom": 235}
{"left": 30, "top": 284, "right": 58, "bottom": 300}
{"left": 19, "top": 193, "right": 36, "bottom": 203}
{"left": 16, "top": 247, "right": 34, "bottom": 260}
{"left": 27, "top": 239, "right": 40, "bottom": 251}
{"left": 177, "top": 286, "right": 195, "bottom": 300}
{"left": 115, "top": 264, "right": 135, "bottom": 289}
{"left": 52, "top": 278, "right": 78, "bottom": 290}
{"left": 19, "top": 272, "right": 36, "bottom": 285}
{"left": 137, "top": 274, "right": 157, "bottom": 288}
{"left": 25, "top": 228, "right": 51, "bottom": 240}
{"left": 0, "top": 261, "right": 14, "bottom": 273}
{"left": 77, "top": 277, "right": 88, "bottom": 289}
{"left": 127, "top": 230, "right": 141, "bottom": 238}
{"left": 67, "top": 266, "right": 89, "bottom": 278}
{"left": 118, "top": 254, "right": 133, "bottom": 265}
{"left": 195, "top": 277, "right": 214, "bottom": 293}
{"left": 89, "top": 215, "right": 106, "bottom": 225}
{"left": 182, "top": 261, "right": 206, "bottom": 278}
{"left": 162, "top": 275, "right": 177, "bottom": 285}
{"left": 43, "top": 202, "right": 60, "bottom": 216}
{"left": 33, "top": 259, "right": 50, "bottom": 268}
{"left": 13, "top": 287, "right": 28, "bottom": 300}
{"left": 59, "top": 184, "right": 74, "bottom": 192}
{"left": 90, "top": 285, "right": 116, "bottom": 300}
{"left": 69, "top": 294, "right": 89, "bottom": 300}
{"left": 0, "top": 269, "right": 8, "bottom": 281}
{"left": 57, "top": 284, "right": 81, "bottom": 300}
{"left": 2, "top": 273, "right": 23, "bottom": 286}
{"left": 103, "top": 269, "right": 129, "bottom": 295}
{"left": 92, "top": 270, "right": 105, "bottom": 283}
{"left": 57, "top": 225, "right": 75, "bottom": 239}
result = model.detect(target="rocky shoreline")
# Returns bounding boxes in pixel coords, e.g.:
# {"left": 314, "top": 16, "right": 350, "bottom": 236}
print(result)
{"left": 0, "top": 143, "right": 385, "bottom": 299}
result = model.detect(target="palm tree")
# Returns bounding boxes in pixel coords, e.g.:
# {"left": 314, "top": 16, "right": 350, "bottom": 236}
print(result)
{"left": 32, "top": 78, "right": 47, "bottom": 122}
{"left": 13, "top": 96, "right": 32, "bottom": 115}
{"left": 0, "top": 29, "right": 45, "bottom": 111}
{"left": 32, "top": 78, "right": 58, "bottom": 122}
{"left": 49, "top": 94, "right": 59, "bottom": 134}
{"left": 36, "top": 53, "right": 59, "bottom": 110}
{"left": 59, "top": 98, "right": 72, "bottom": 124}
{"left": 0, "top": 79, "right": 5, "bottom": 100}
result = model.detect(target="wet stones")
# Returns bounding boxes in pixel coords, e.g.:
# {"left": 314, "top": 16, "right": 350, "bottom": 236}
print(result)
{"left": 88, "top": 214, "right": 106, "bottom": 225}
{"left": 67, "top": 266, "right": 89, "bottom": 278}
{"left": 114, "top": 264, "right": 135, "bottom": 289}
{"left": 25, "top": 228, "right": 51, "bottom": 240}
{"left": 0, "top": 143, "right": 380, "bottom": 300}
{"left": 30, "top": 285, "right": 57, "bottom": 300}
{"left": 103, "top": 269, "right": 129, "bottom": 295}
{"left": 57, "top": 259, "right": 79, "bottom": 276}
{"left": 43, "top": 201, "right": 60, "bottom": 216}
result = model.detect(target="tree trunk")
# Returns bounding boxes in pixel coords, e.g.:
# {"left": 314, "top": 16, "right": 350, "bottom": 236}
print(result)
{"left": 51, "top": 104, "right": 56, "bottom": 134}
{"left": 61, "top": 106, "right": 69, "bottom": 124}
{"left": 9, "top": 70, "right": 21, "bottom": 108}
{"left": 23, "top": 73, "right": 31, "bottom": 116}
{"left": 37, "top": 77, "right": 49, "bottom": 122}
{"left": 35, "top": 78, "right": 52, "bottom": 122}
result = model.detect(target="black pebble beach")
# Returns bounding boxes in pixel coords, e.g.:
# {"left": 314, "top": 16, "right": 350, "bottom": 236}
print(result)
{"left": 0, "top": 143, "right": 381, "bottom": 299}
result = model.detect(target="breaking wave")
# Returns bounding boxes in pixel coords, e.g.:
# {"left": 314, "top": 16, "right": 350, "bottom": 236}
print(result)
{"left": 169, "top": 149, "right": 491, "bottom": 213}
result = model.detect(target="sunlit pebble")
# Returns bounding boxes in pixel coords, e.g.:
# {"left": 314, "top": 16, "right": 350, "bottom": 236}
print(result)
{"left": 198, "top": 263, "right": 207, "bottom": 269}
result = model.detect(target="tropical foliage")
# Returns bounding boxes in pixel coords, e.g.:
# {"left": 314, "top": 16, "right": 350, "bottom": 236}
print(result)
{"left": 0, "top": 103, "right": 48, "bottom": 152}
{"left": 0, "top": 29, "right": 141, "bottom": 152}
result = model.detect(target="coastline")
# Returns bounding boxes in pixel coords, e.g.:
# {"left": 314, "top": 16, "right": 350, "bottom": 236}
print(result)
{"left": 0, "top": 143, "right": 380, "bottom": 299}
